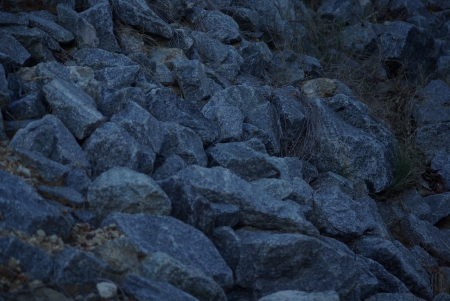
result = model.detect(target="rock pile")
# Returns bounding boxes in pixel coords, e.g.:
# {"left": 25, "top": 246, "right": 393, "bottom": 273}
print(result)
{"left": 1, "top": 0, "right": 450, "bottom": 300}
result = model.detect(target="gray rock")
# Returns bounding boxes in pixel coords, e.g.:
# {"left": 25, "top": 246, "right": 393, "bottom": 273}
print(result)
{"left": 92, "top": 237, "right": 142, "bottom": 285}
{"left": 399, "top": 213, "right": 450, "bottom": 265}
{"left": 150, "top": 0, "right": 206, "bottom": 22}
{"left": 37, "top": 185, "right": 85, "bottom": 208}
{"left": 53, "top": 248, "right": 110, "bottom": 294}
{"left": 234, "top": 229, "right": 377, "bottom": 300}
{"left": 0, "top": 64, "right": 10, "bottom": 108}
{"left": 123, "top": 273, "right": 199, "bottom": 301}
{"left": 142, "top": 252, "right": 227, "bottom": 301}
{"left": 0, "top": 112, "right": 6, "bottom": 141}
{"left": 72, "top": 48, "right": 136, "bottom": 70}
{"left": 415, "top": 122, "right": 450, "bottom": 161}
{"left": 0, "top": 11, "right": 29, "bottom": 26}
{"left": 57, "top": 4, "right": 99, "bottom": 48}
{"left": 311, "top": 187, "right": 388, "bottom": 241}
{"left": 99, "top": 87, "right": 146, "bottom": 119}
{"left": 237, "top": 40, "right": 272, "bottom": 78}
{"left": 0, "top": 236, "right": 53, "bottom": 281}
{"left": 194, "top": 10, "right": 241, "bottom": 43}
{"left": 128, "top": 52, "right": 157, "bottom": 74}
{"left": 423, "top": 192, "right": 450, "bottom": 224}
{"left": 101, "top": 213, "right": 234, "bottom": 289}
{"left": 158, "top": 178, "right": 214, "bottom": 236}
{"left": 82, "top": 122, "right": 152, "bottom": 178}
{"left": 154, "top": 63, "right": 175, "bottom": 85}
{"left": 67, "top": 65, "right": 102, "bottom": 104}
{"left": 152, "top": 154, "right": 188, "bottom": 181}
{"left": 317, "top": 0, "right": 364, "bottom": 25}
{"left": 210, "top": 203, "right": 240, "bottom": 228}
{"left": 94, "top": 65, "right": 140, "bottom": 90}
{"left": 206, "top": 142, "right": 279, "bottom": 181}
{"left": 166, "top": 28, "right": 194, "bottom": 52}
{"left": 65, "top": 166, "right": 91, "bottom": 196}
{"left": 80, "top": 2, "right": 120, "bottom": 52}
{"left": 30, "top": 10, "right": 58, "bottom": 22}
{"left": 87, "top": 167, "right": 171, "bottom": 222}
{"left": 190, "top": 30, "right": 242, "bottom": 82}
{"left": 168, "top": 165, "right": 319, "bottom": 235}
{"left": 0, "top": 32, "right": 31, "bottom": 66}
{"left": 0, "top": 170, "right": 72, "bottom": 238}
{"left": 365, "top": 293, "right": 425, "bottom": 301}
{"left": 437, "top": 56, "right": 450, "bottom": 82}
{"left": 310, "top": 96, "right": 395, "bottom": 193}
{"left": 251, "top": 178, "right": 293, "bottom": 200}
{"left": 434, "top": 294, "right": 450, "bottom": 301}
{"left": 159, "top": 122, "right": 207, "bottom": 166}
{"left": 111, "top": 0, "right": 173, "bottom": 39}
{"left": 211, "top": 226, "right": 240, "bottom": 272}
{"left": 413, "top": 80, "right": 450, "bottom": 126}
{"left": 269, "top": 50, "right": 305, "bottom": 86}
{"left": 10, "top": 114, "right": 90, "bottom": 169}
{"left": 358, "top": 256, "right": 410, "bottom": 294}
{"left": 222, "top": 6, "right": 260, "bottom": 38}
{"left": 409, "top": 246, "right": 439, "bottom": 268}
{"left": 173, "top": 59, "right": 211, "bottom": 110}
{"left": 431, "top": 152, "right": 450, "bottom": 190}
{"left": 352, "top": 237, "right": 433, "bottom": 300}
{"left": 111, "top": 101, "right": 163, "bottom": 154}
{"left": 202, "top": 86, "right": 281, "bottom": 154}
{"left": 257, "top": 290, "right": 340, "bottom": 301}
{"left": 311, "top": 171, "right": 357, "bottom": 198}
{"left": 145, "top": 87, "right": 219, "bottom": 146}
{"left": 28, "top": 14, "right": 74, "bottom": 43}
{"left": 42, "top": 79, "right": 105, "bottom": 139}
{"left": 5, "top": 91, "right": 47, "bottom": 120}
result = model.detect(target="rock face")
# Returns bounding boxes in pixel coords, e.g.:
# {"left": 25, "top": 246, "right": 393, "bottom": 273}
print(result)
{"left": 1, "top": 0, "right": 450, "bottom": 300}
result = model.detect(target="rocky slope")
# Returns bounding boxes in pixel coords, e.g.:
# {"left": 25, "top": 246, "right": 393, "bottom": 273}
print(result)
{"left": 1, "top": 0, "right": 450, "bottom": 300}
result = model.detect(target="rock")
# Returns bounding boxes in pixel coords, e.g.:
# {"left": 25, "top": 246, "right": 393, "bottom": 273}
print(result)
{"left": 152, "top": 154, "right": 188, "bottom": 181}
{"left": 423, "top": 192, "right": 450, "bottom": 224}
{"left": 237, "top": 40, "right": 272, "bottom": 78}
{"left": 211, "top": 226, "right": 240, "bottom": 272}
{"left": 413, "top": 80, "right": 450, "bottom": 126}
{"left": 37, "top": 185, "right": 85, "bottom": 208}
{"left": 0, "top": 113, "right": 6, "bottom": 141}
{"left": 311, "top": 171, "right": 358, "bottom": 199}
{"left": 87, "top": 167, "right": 171, "bottom": 222}
{"left": 0, "top": 236, "right": 53, "bottom": 281}
{"left": 123, "top": 273, "right": 199, "bottom": 301}
{"left": 257, "top": 290, "right": 340, "bottom": 301}
{"left": 167, "top": 165, "right": 319, "bottom": 235}
{"left": 99, "top": 87, "right": 146, "bottom": 119}
{"left": 173, "top": 59, "right": 211, "bottom": 110}
{"left": 42, "top": 79, "right": 105, "bottom": 140}
{"left": 431, "top": 153, "right": 450, "bottom": 191}
{"left": 317, "top": 0, "right": 364, "bottom": 25}
{"left": 67, "top": 66, "right": 102, "bottom": 104}
{"left": 206, "top": 141, "right": 279, "bottom": 181}
{"left": 269, "top": 50, "right": 305, "bottom": 86}
{"left": 0, "top": 32, "right": 31, "bottom": 67}
{"left": 0, "top": 170, "right": 72, "bottom": 238}
{"left": 65, "top": 166, "right": 91, "bottom": 196}
{"left": 94, "top": 65, "right": 140, "bottom": 90}
{"left": 352, "top": 237, "right": 433, "bottom": 300}
{"left": 101, "top": 213, "right": 234, "bottom": 289}
{"left": 158, "top": 178, "right": 214, "bottom": 236}
{"left": 10, "top": 114, "right": 90, "bottom": 170}
{"left": 0, "top": 11, "right": 29, "bottom": 26}
{"left": 111, "top": 0, "right": 173, "bottom": 39}
{"left": 83, "top": 122, "right": 153, "bottom": 178}
{"left": 57, "top": 4, "right": 99, "bottom": 48}
{"left": 144, "top": 87, "right": 219, "bottom": 146}
{"left": 364, "top": 293, "right": 426, "bottom": 301}
{"left": 193, "top": 9, "right": 241, "bottom": 43}
{"left": 53, "top": 248, "right": 110, "bottom": 295}
{"left": 96, "top": 282, "right": 117, "bottom": 299}
{"left": 142, "top": 251, "right": 227, "bottom": 301}
{"left": 159, "top": 122, "right": 208, "bottom": 166}
{"left": 0, "top": 64, "right": 11, "bottom": 108}
{"left": 5, "top": 91, "right": 47, "bottom": 120}
{"left": 409, "top": 246, "right": 439, "bottom": 269}
{"left": 251, "top": 178, "right": 293, "bottom": 200}
{"left": 233, "top": 229, "right": 377, "bottom": 300}
{"left": 28, "top": 14, "right": 74, "bottom": 43}
{"left": 80, "top": 2, "right": 120, "bottom": 52}
{"left": 111, "top": 101, "right": 163, "bottom": 154}
{"left": 71, "top": 48, "right": 136, "bottom": 70}
{"left": 415, "top": 122, "right": 450, "bottom": 161}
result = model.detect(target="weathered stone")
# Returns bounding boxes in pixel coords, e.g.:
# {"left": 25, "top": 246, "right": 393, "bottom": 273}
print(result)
{"left": 257, "top": 290, "right": 340, "bottom": 301}
{"left": 415, "top": 122, "right": 450, "bottom": 161}
{"left": 28, "top": 14, "right": 74, "bottom": 43}
{"left": 99, "top": 87, "right": 146, "bottom": 119}
{"left": 57, "top": 4, "right": 99, "bottom": 48}
{"left": 0, "top": 64, "right": 10, "bottom": 108}
{"left": 0, "top": 11, "right": 29, "bottom": 26}
{"left": 142, "top": 252, "right": 227, "bottom": 301}
{"left": 317, "top": 0, "right": 364, "bottom": 25}
{"left": 5, "top": 91, "right": 46, "bottom": 120}
{"left": 269, "top": 50, "right": 305, "bottom": 86}
{"left": 72, "top": 48, "right": 136, "bottom": 70}
{"left": 67, "top": 66, "right": 102, "bottom": 104}
{"left": 365, "top": 293, "right": 426, "bottom": 301}
{"left": 101, "top": 213, "right": 234, "bottom": 289}
{"left": 65, "top": 166, "right": 91, "bottom": 196}
{"left": 94, "top": 65, "right": 140, "bottom": 90}
{"left": 237, "top": 40, "right": 272, "bottom": 78}
{"left": 410, "top": 246, "right": 439, "bottom": 269}
{"left": 413, "top": 80, "right": 450, "bottom": 126}
{"left": 88, "top": 167, "right": 171, "bottom": 222}
{"left": 0, "top": 170, "right": 72, "bottom": 238}
{"left": 431, "top": 153, "right": 450, "bottom": 191}
{"left": 152, "top": 154, "right": 188, "bottom": 181}
{"left": 0, "top": 32, "right": 31, "bottom": 66}
{"left": 194, "top": 9, "right": 241, "bottom": 43}
{"left": 111, "top": 0, "right": 173, "bottom": 39}
{"left": 37, "top": 185, "right": 85, "bottom": 208}
{"left": 210, "top": 203, "right": 240, "bottom": 228}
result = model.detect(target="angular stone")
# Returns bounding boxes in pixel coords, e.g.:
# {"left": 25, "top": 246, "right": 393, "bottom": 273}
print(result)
{"left": 365, "top": 293, "right": 426, "bottom": 301}
{"left": 0, "top": 64, "right": 10, "bottom": 109}
{"left": 204, "top": 104, "right": 244, "bottom": 142}
{"left": 80, "top": 2, "right": 120, "bottom": 52}
{"left": 211, "top": 203, "right": 240, "bottom": 228}
{"left": 413, "top": 80, "right": 450, "bottom": 126}
{"left": 152, "top": 154, "right": 187, "bottom": 181}
{"left": 415, "top": 122, "right": 450, "bottom": 161}
{"left": 111, "top": 0, "right": 173, "bottom": 39}
{"left": 0, "top": 113, "right": 6, "bottom": 141}
{"left": 0, "top": 170, "right": 72, "bottom": 238}
{"left": 57, "top": 4, "right": 99, "bottom": 48}
{"left": 160, "top": 122, "right": 208, "bottom": 166}
{"left": 234, "top": 229, "right": 377, "bottom": 300}
{"left": 10, "top": 114, "right": 89, "bottom": 169}
{"left": 269, "top": 50, "right": 305, "bottom": 86}
{"left": 99, "top": 87, "right": 146, "bottom": 119}
{"left": 0, "top": 11, "right": 29, "bottom": 26}
{"left": 194, "top": 10, "right": 241, "bottom": 43}
{"left": 237, "top": 40, "right": 272, "bottom": 78}
{"left": 28, "top": 14, "right": 74, "bottom": 43}
{"left": 101, "top": 213, "right": 234, "bottom": 289}
{"left": 43, "top": 79, "right": 105, "bottom": 140}
{"left": 423, "top": 192, "right": 450, "bottom": 224}
{"left": 167, "top": 165, "right": 319, "bottom": 235}
{"left": 67, "top": 66, "right": 102, "bottom": 104}
{"left": 173, "top": 59, "right": 211, "bottom": 110}
{"left": 5, "top": 91, "right": 46, "bottom": 120}
{"left": 88, "top": 167, "right": 171, "bottom": 221}
{"left": 94, "top": 65, "right": 140, "bottom": 90}
{"left": 317, "top": 0, "right": 364, "bottom": 25}
{"left": 0, "top": 236, "right": 53, "bottom": 281}
{"left": 0, "top": 32, "right": 31, "bottom": 66}
{"left": 258, "top": 290, "right": 340, "bottom": 301}
{"left": 431, "top": 153, "right": 450, "bottom": 191}
{"left": 123, "top": 274, "right": 198, "bottom": 301}
{"left": 37, "top": 185, "right": 85, "bottom": 208}
{"left": 142, "top": 252, "right": 227, "bottom": 301}
{"left": 72, "top": 48, "right": 136, "bottom": 70}
{"left": 206, "top": 141, "right": 279, "bottom": 181}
